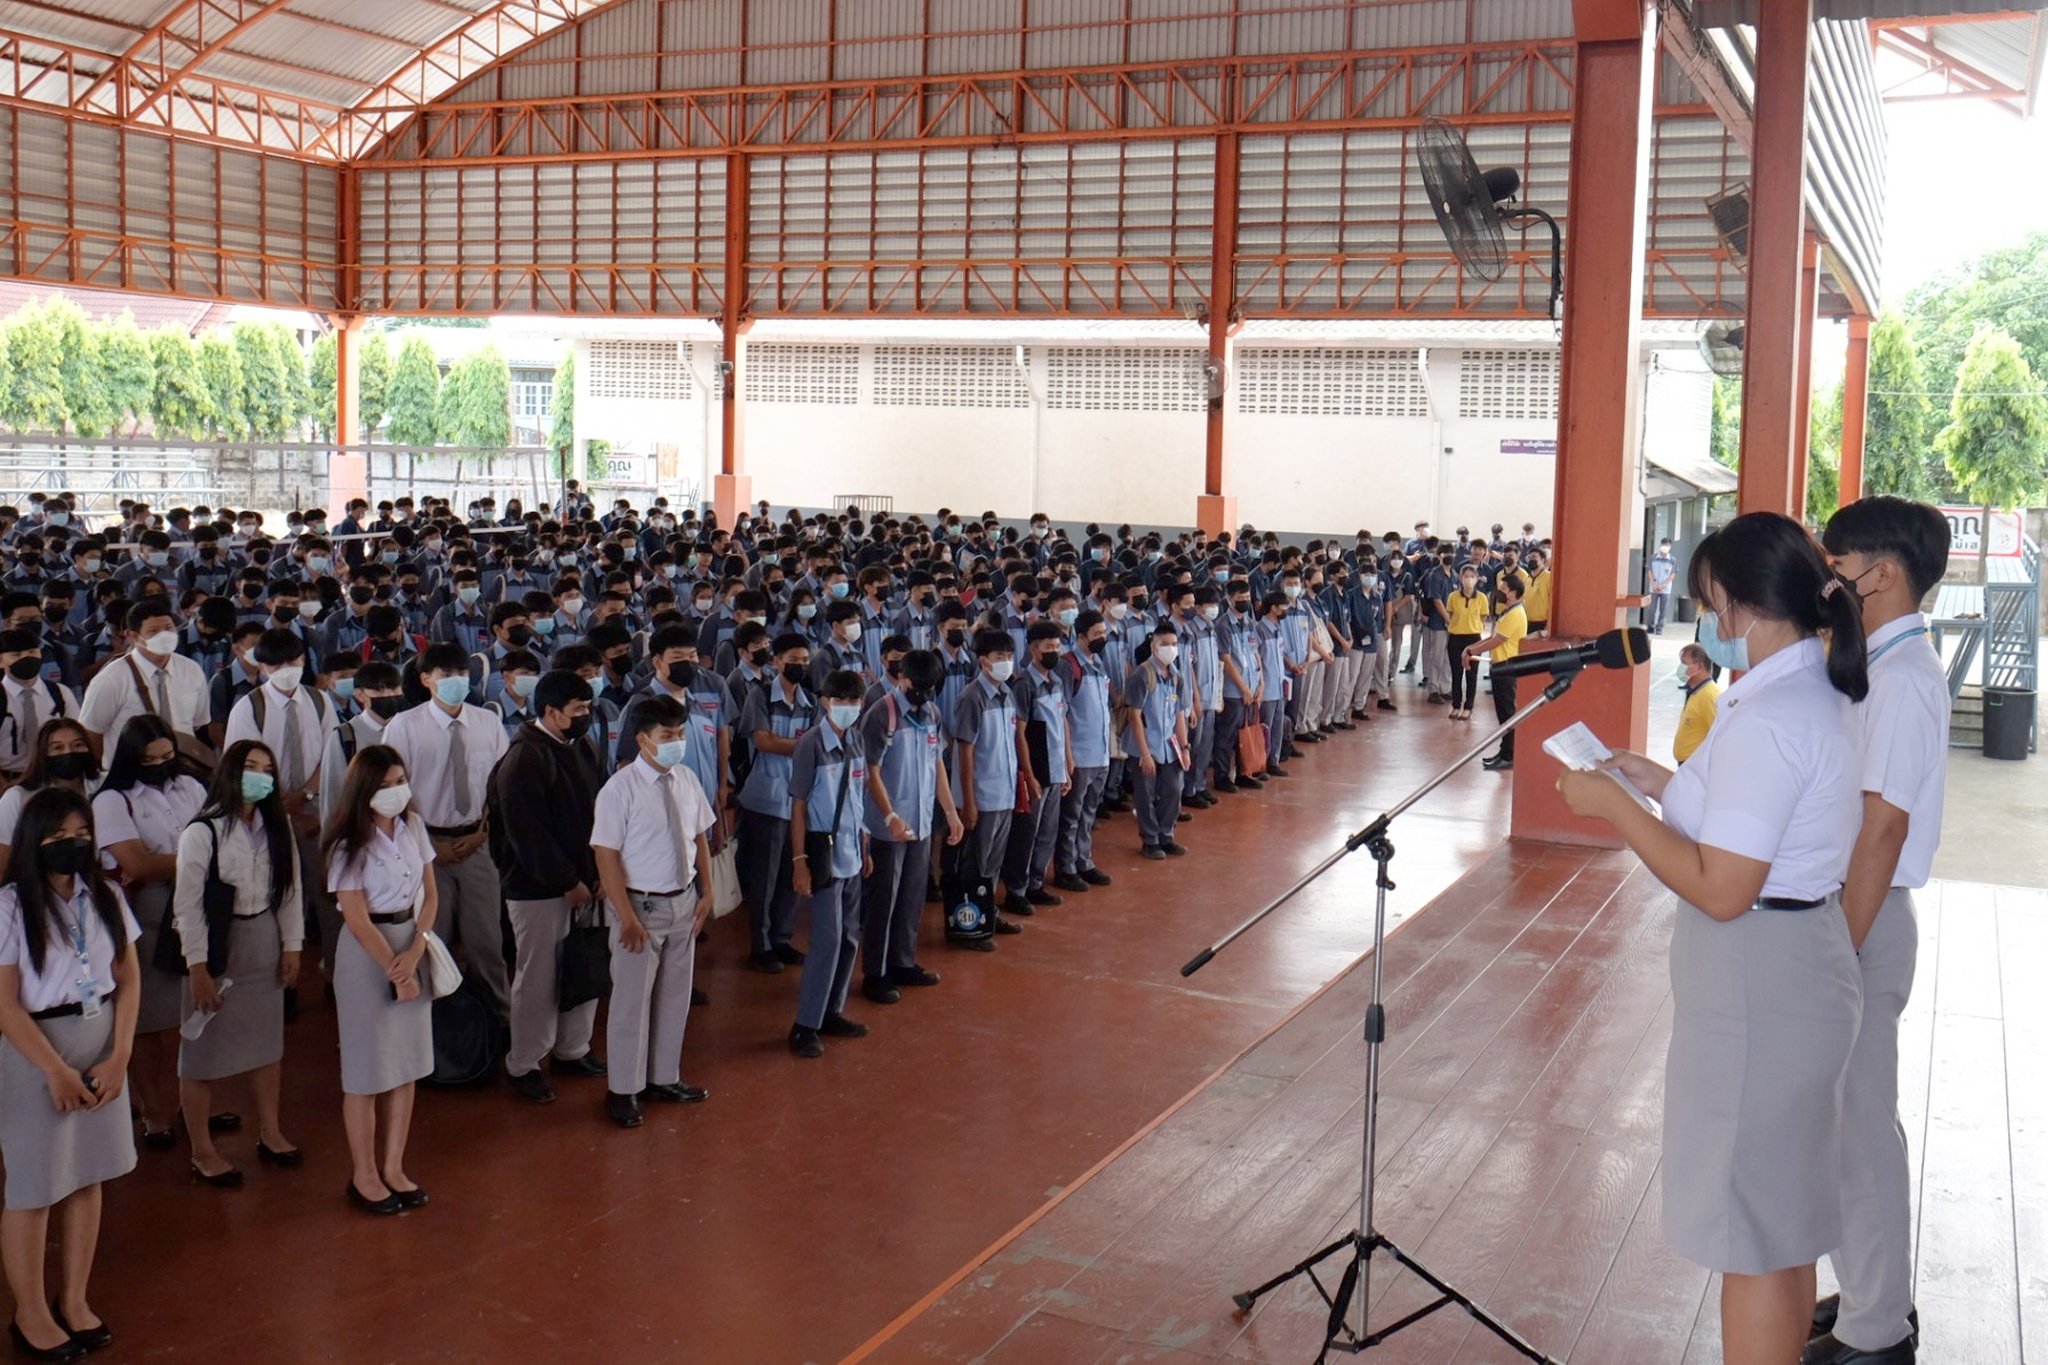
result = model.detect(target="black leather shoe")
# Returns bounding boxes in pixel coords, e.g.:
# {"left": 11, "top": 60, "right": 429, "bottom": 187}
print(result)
{"left": 50, "top": 1308, "right": 109, "bottom": 1354}
{"left": 189, "top": 1163, "right": 242, "bottom": 1189}
{"left": 9, "top": 1322, "right": 86, "bottom": 1362}
{"left": 1141, "top": 845, "right": 1167, "bottom": 860}
{"left": 691, "top": 986, "right": 708, "bottom": 1007}
{"left": 1266, "top": 764, "right": 1290, "bottom": 777}
{"left": 1808, "top": 1300, "right": 1918, "bottom": 1350}
{"left": 255, "top": 1142, "right": 304, "bottom": 1168}
{"left": 606, "top": 1093, "right": 644, "bottom": 1128}
{"left": 1025, "top": 888, "right": 1062, "bottom": 907}
{"left": 507, "top": 1069, "right": 557, "bottom": 1104}
{"left": 1001, "top": 893, "right": 1034, "bottom": 917}
{"left": 789, "top": 1025, "right": 825, "bottom": 1058}
{"left": 991, "top": 915, "right": 1023, "bottom": 935}
{"left": 861, "top": 976, "right": 901, "bottom": 1005}
{"left": 549, "top": 1052, "right": 607, "bottom": 1079}
{"left": 1161, "top": 841, "right": 1187, "bottom": 857}
{"left": 1800, "top": 1332, "right": 1914, "bottom": 1365}
{"left": 748, "top": 950, "right": 785, "bottom": 974}
{"left": 1080, "top": 868, "right": 1112, "bottom": 887}
{"left": 346, "top": 1180, "right": 403, "bottom": 1215}
{"left": 1481, "top": 754, "right": 1514, "bottom": 771}
{"left": 1213, "top": 779, "right": 1238, "bottom": 794}
{"left": 819, "top": 1012, "right": 868, "bottom": 1038}
{"left": 890, "top": 964, "right": 941, "bottom": 987}
{"left": 1298, "top": 732, "right": 1324, "bottom": 743}
{"left": 641, "top": 1082, "right": 708, "bottom": 1104}
{"left": 1051, "top": 872, "right": 1089, "bottom": 893}
{"left": 772, "top": 942, "right": 806, "bottom": 966}
{"left": 1376, "top": 699, "right": 1398, "bottom": 712}
{"left": 137, "top": 1124, "right": 176, "bottom": 1153}
{"left": 206, "top": 1112, "right": 241, "bottom": 1134}
{"left": 948, "top": 935, "right": 997, "bottom": 952}
{"left": 391, "top": 1187, "right": 429, "bottom": 1211}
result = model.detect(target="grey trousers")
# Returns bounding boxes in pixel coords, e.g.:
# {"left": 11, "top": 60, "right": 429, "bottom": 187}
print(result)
{"left": 1183, "top": 707, "right": 1216, "bottom": 796}
{"left": 1003, "top": 785, "right": 1060, "bottom": 893}
{"left": 432, "top": 846, "right": 508, "bottom": 1016}
{"left": 1261, "top": 698, "right": 1287, "bottom": 766}
{"left": 1132, "top": 757, "right": 1183, "bottom": 848}
{"left": 1294, "top": 660, "right": 1325, "bottom": 735}
{"left": 736, "top": 807, "right": 799, "bottom": 956}
{"left": 796, "top": 874, "right": 863, "bottom": 1029}
{"left": 606, "top": 891, "right": 697, "bottom": 1095}
{"left": 504, "top": 896, "right": 599, "bottom": 1076}
{"left": 945, "top": 806, "right": 1012, "bottom": 900}
{"left": 1827, "top": 887, "right": 1919, "bottom": 1351}
{"left": 1421, "top": 629, "right": 1451, "bottom": 695}
{"left": 1376, "top": 630, "right": 1404, "bottom": 692}
{"left": 863, "top": 836, "right": 933, "bottom": 978}
{"left": 1213, "top": 699, "right": 1246, "bottom": 784}
{"left": 1057, "top": 766, "right": 1107, "bottom": 874}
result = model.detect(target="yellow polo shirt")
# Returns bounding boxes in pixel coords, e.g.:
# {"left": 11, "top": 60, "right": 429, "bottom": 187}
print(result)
{"left": 1524, "top": 569, "right": 1552, "bottom": 623}
{"left": 1673, "top": 678, "right": 1723, "bottom": 762}
{"left": 1490, "top": 603, "right": 1528, "bottom": 662}
{"left": 1444, "top": 592, "right": 1489, "bottom": 634}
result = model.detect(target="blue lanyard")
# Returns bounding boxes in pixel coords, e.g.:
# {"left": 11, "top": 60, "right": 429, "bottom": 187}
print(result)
{"left": 1868, "top": 626, "right": 1928, "bottom": 666}
{"left": 59, "top": 893, "right": 100, "bottom": 1008}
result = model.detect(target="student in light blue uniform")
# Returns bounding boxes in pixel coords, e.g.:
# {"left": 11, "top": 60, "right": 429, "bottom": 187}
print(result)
{"left": 944, "top": 629, "right": 1024, "bottom": 949}
{"left": 1001, "top": 622, "right": 1073, "bottom": 915}
{"left": 734, "top": 632, "right": 817, "bottom": 975}
{"left": 1124, "top": 623, "right": 1188, "bottom": 860}
{"left": 1213, "top": 580, "right": 1264, "bottom": 792}
{"left": 1053, "top": 611, "right": 1116, "bottom": 893}
{"left": 857, "top": 652, "right": 962, "bottom": 1003}
{"left": 1254, "top": 592, "right": 1292, "bottom": 775}
{"left": 786, "top": 671, "right": 875, "bottom": 1059}
{"left": 1175, "top": 585, "right": 1222, "bottom": 807}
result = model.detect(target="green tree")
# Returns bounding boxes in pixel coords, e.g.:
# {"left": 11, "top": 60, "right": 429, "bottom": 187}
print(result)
{"left": 47, "top": 299, "right": 116, "bottom": 437}
{"left": 197, "top": 332, "right": 245, "bottom": 438}
{"left": 0, "top": 302, "right": 67, "bottom": 432}
{"left": 1904, "top": 230, "right": 2048, "bottom": 398}
{"left": 148, "top": 327, "right": 215, "bottom": 437}
{"left": 438, "top": 345, "right": 512, "bottom": 447}
{"left": 1935, "top": 325, "right": 2048, "bottom": 579}
{"left": 308, "top": 333, "right": 338, "bottom": 440}
{"left": 358, "top": 331, "right": 392, "bottom": 437}
{"left": 270, "top": 324, "right": 314, "bottom": 436}
{"left": 1806, "top": 381, "right": 1842, "bottom": 526}
{"left": 384, "top": 336, "right": 443, "bottom": 447}
{"left": 1709, "top": 375, "right": 1741, "bottom": 470}
{"left": 1862, "top": 312, "right": 1939, "bottom": 501}
{"left": 232, "top": 323, "right": 292, "bottom": 439}
{"left": 98, "top": 314, "right": 156, "bottom": 435}
{"left": 548, "top": 349, "right": 575, "bottom": 468}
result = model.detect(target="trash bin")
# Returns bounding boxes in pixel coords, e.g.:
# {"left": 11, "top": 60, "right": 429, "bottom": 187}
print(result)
{"left": 1983, "top": 687, "right": 2035, "bottom": 761}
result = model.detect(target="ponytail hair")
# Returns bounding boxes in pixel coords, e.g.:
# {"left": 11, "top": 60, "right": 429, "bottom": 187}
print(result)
{"left": 1687, "top": 511, "right": 1869, "bottom": 702}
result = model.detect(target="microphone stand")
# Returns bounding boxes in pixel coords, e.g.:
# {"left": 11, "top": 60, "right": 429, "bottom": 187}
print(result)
{"left": 1181, "top": 664, "right": 1587, "bottom": 1364}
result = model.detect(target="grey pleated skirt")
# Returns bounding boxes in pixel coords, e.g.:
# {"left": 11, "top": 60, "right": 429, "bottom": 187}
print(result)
{"left": 1662, "top": 894, "right": 1863, "bottom": 1275}
{"left": 0, "top": 1010, "right": 137, "bottom": 1209}
{"left": 334, "top": 920, "right": 432, "bottom": 1096}
{"left": 130, "top": 882, "right": 184, "bottom": 1036}
{"left": 178, "top": 912, "right": 285, "bottom": 1081}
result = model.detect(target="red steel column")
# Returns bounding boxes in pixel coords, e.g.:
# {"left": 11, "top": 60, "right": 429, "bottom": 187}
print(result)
{"left": 327, "top": 166, "right": 367, "bottom": 513}
{"left": 1198, "top": 130, "right": 1240, "bottom": 537}
{"left": 1737, "top": 0, "right": 1813, "bottom": 515}
{"left": 1791, "top": 231, "right": 1821, "bottom": 519}
{"left": 714, "top": 152, "right": 753, "bottom": 528}
{"left": 1512, "top": 0, "right": 1656, "bottom": 845}
{"left": 1838, "top": 313, "right": 1871, "bottom": 505}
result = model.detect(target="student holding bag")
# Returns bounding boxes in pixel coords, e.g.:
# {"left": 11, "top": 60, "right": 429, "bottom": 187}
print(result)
{"left": 322, "top": 743, "right": 436, "bottom": 1216}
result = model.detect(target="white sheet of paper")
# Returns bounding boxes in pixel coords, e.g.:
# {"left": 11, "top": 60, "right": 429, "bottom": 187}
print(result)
{"left": 1541, "top": 722, "right": 1658, "bottom": 814}
{"left": 178, "top": 976, "right": 233, "bottom": 1041}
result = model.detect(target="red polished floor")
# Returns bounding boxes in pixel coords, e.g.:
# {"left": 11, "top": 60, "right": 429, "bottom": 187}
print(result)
{"left": 861, "top": 872, "right": 2047, "bottom": 1365}
{"left": 8, "top": 699, "right": 1520, "bottom": 1363}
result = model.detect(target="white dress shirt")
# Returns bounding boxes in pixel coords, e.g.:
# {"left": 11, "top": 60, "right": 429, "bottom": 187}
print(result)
{"left": 318, "top": 712, "right": 388, "bottom": 826}
{"left": 77, "top": 648, "right": 211, "bottom": 741}
{"left": 1659, "top": 638, "right": 1860, "bottom": 902}
{"left": 590, "top": 757, "right": 714, "bottom": 893}
{"left": 93, "top": 776, "right": 207, "bottom": 856}
{"left": 1857, "top": 612, "right": 1950, "bottom": 889}
{"left": 381, "top": 701, "right": 507, "bottom": 828}
{"left": 0, "top": 881, "right": 139, "bottom": 1013}
{"left": 223, "top": 679, "right": 339, "bottom": 794}
{"left": 326, "top": 815, "right": 435, "bottom": 915}
{"left": 0, "top": 675, "right": 78, "bottom": 775}
{"left": 171, "top": 814, "right": 306, "bottom": 964}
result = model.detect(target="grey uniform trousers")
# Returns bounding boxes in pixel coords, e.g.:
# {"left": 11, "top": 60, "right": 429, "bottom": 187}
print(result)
{"left": 1003, "top": 785, "right": 1060, "bottom": 893}
{"left": 504, "top": 896, "right": 599, "bottom": 1076}
{"left": 1213, "top": 699, "right": 1247, "bottom": 785}
{"left": 863, "top": 836, "right": 934, "bottom": 978}
{"left": 797, "top": 874, "right": 863, "bottom": 1029}
{"left": 1183, "top": 706, "right": 1216, "bottom": 796}
{"left": 432, "top": 845, "right": 508, "bottom": 1016}
{"left": 1826, "top": 887, "right": 1920, "bottom": 1351}
{"left": 1057, "top": 766, "right": 1107, "bottom": 874}
{"left": 736, "top": 808, "right": 799, "bottom": 956}
{"left": 606, "top": 891, "right": 697, "bottom": 1095}
{"left": 1132, "top": 757, "right": 1183, "bottom": 848}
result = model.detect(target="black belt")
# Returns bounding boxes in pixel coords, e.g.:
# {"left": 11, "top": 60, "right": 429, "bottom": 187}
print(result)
{"left": 368, "top": 911, "right": 414, "bottom": 925}
{"left": 31, "top": 992, "right": 112, "bottom": 1021}
{"left": 628, "top": 888, "right": 685, "bottom": 899}
{"left": 427, "top": 822, "right": 481, "bottom": 838}
{"left": 1754, "top": 896, "right": 1826, "bottom": 912}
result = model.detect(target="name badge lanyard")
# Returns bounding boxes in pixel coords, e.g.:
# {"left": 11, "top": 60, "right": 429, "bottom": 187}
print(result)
{"left": 1867, "top": 626, "right": 1929, "bottom": 667}
{"left": 61, "top": 895, "right": 103, "bottom": 1019}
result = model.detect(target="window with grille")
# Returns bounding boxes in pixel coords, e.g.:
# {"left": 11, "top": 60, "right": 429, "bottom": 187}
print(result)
{"left": 1234, "top": 347, "right": 1429, "bottom": 418}
{"left": 745, "top": 343, "right": 860, "bottom": 405}
{"left": 872, "top": 345, "right": 1030, "bottom": 408}
{"left": 1457, "top": 349, "right": 1560, "bottom": 421}
{"left": 588, "top": 341, "right": 690, "bottom": 401}
{"left": 1046, "top": 348, "right": 1205, "bottom": 412}
{"left": 512, "top": 382, "right": 555, "bottom": 420}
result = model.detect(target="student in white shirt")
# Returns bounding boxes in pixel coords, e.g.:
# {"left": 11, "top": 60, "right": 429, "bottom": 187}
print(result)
{"left": 314, "top": 660, "right": 408, "bottom": 972}
{"left": 1559, "top": 512, "right": 1870, "bottom": 1365}
{"left": 589, "top": 694, "right": 714, "bottom": 1131}
{"left": 0, "top": 719, "right": 100, "bottom": 883}
{"left": 0, "top": 629, "right": 75, "bottom": 780}
{"left": 379, "top": 644, "right": 509, "bottom": 1017}
{"left": 75, "top": 599, "right": 211, "bottom": 764}
{"left": 0, "top": 786, "right": 139, "bottom": 1358}
{"left": 1806, "top": 498, "right": 1955, "bottom": 1365}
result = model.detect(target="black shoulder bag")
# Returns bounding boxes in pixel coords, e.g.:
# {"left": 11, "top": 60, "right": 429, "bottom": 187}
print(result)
{"left": 801, "top": 749, "right": 857, "bottom": 893}
{"left": 150, "top": 823, "right": 237, "bottom": 977}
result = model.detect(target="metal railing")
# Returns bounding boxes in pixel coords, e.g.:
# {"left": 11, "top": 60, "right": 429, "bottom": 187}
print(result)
{"left": 834, "top": 493, "right": 896, "bottom": 517}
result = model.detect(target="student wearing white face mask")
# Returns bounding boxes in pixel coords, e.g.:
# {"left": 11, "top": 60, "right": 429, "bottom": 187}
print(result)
{"left": 787, "top": 672, "right": 878, "bottom": 1058}
{"left": 76, "top": 600, "right": 213, "bottom": 766}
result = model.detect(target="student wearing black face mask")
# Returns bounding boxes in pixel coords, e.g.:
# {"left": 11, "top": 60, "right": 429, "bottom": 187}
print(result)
{"left": 733, "top": 633, "right": 817, "bottom": 974}
{"left": 0, "top": 629, "right": 75, "bottom": 783}
{"left": 856, "top": 651, "right": 962, "bottom": 1003}
{"left": 490, "top": 670, "right": 606, "bottom": 1105}
{"left": 92, "top": 716, "right": 207, "bottom": 1151}
{"left": 0, "top": 719, "right": 100, "bottom": 883}
{"left": 615, "top": 624, "right": 733, "bottom": 843}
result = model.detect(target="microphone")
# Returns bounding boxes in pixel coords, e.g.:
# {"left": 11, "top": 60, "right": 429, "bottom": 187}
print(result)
{"left": 1486, "top": 627, "right": 1650, "bottom": 681}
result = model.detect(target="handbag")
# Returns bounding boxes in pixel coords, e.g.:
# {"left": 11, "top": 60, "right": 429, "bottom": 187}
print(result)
{"left": 1237, "top": 719, "right": 1269, "bottom": 778}
{"left": 801, "top": 753, "right": 856, "bottom": 892}
{"left": 708, "top": 841, "right": 742, "bottom": 919}
{"left": 557, "top": 902, "right": 612, "bottom": 1010}
{"left": 419, "top": 930, "right": 463, "bottom": 1000}
{"left": 151, "top": 823, "right": 236, "bottom": 977}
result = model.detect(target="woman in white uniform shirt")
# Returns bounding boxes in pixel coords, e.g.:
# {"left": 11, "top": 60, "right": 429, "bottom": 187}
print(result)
{"left": 170, "top": 739, "right": 304, "bottom": 1188}
{"left": 0, "top": 720, "right": 100, "bottom": 882}
{"left": 322, "top": 743, "right": 436, "bottom": 1217}
{"left": 0, "top": 788, "right": 139, "bottom": 1361}
{"left": 1559, "top": 512, "right": 1869, "bottom": 1365}
{"left": 92, "top": 715, "right": 208, "bottom": 1151}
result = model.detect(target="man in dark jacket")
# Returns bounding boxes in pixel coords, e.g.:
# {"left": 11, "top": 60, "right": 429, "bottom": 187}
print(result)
{"left": 491, "top": 668, "right": 607, "bottom": 1104}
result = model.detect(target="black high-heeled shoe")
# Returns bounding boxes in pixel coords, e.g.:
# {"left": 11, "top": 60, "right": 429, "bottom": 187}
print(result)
{"left": 48, "top": 1308, "right": 109, "bottom": 1354}
{"left": 345, "top": 1181, "right": 402, "bottom": 1216}
{"left": 255, "top": 1142, "right": 304, "bottom": 1169}
{"left": 8, "top": 1321, "right": 86, "bottom": 1362}
{"left": 136, "top": 1122, "right": 176, "bottom": 1153}
{"left": 188, "top": 1162, "right": 242, "bottom": 1189}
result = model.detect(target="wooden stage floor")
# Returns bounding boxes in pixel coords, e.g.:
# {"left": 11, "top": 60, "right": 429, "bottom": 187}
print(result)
{"left": 860, "top": 860, "right": 2046, "bottom": 1364}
